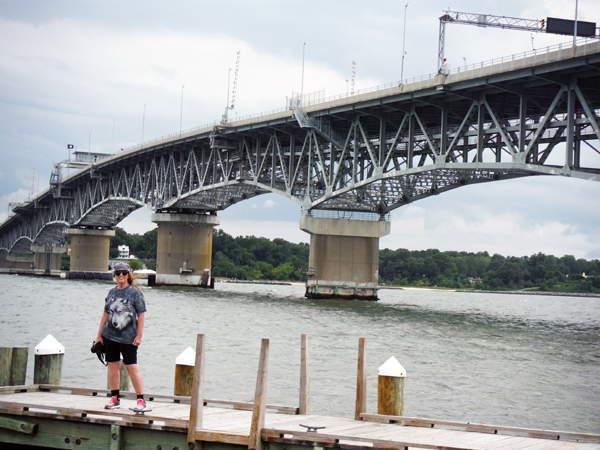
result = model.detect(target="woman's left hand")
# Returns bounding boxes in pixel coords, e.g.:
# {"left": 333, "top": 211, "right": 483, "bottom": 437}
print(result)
{"left": 133, "top": 335, "right": 142, "bottom": 346}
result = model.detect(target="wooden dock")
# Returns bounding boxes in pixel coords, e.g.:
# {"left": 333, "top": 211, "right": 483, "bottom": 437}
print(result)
{"left": 1, "top": 384, "right": 599, "bottom": 450}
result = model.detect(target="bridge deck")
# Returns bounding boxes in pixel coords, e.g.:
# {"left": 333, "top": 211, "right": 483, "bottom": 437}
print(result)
{"left": 0, "top": 386, "right": 598, "bottom": 450}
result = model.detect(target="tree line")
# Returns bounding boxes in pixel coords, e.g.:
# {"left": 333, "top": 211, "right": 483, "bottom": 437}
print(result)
{"left": 101, "top": 227, "right": 599, "bottom": 293}
{"left": 379, "top": 248, "right": 600, "bottom": 293}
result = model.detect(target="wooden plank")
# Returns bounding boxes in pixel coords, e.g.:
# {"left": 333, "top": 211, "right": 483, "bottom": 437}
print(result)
{"left": 428, "top": 431, "right": 514, "bottom": 449}
{"left": 0, "top": 385, "right": 39, "bottom": 394}
{"left": 249, "top": 338, "right": 269, "bottom": 450}
{"left": 262, "top": 428, "right": 473, "bottom": 450}
{"left": 0, "top": 415, "right": 38, "bottom": 434}
{"left": 326, "top": 422, "right": 399, "bottom": 437}
{"left": 188, "top": 334, "right": 206, "bottom": 449}
{"left": 205, "top": 398, "right": 297, "bottom": 414}
{"left": 355, "top": 337, "right": 366, "bottom": 420}
{"left": 195, "top": 430, "right": 249, "bottom": 445}
{"left": 475, "top": 436, "right": 544, "bottom": 450}
{"left": 360, "top": 414, "right": 600, "bottom": 443}
{"left": 80, "top": 408, "right": 189, "bottom": 428}
{"left": 204, "top": 413, "right": 253, "bottom": 431}
{"left": 4, "top": 385, "right": 298, "bottom": 414}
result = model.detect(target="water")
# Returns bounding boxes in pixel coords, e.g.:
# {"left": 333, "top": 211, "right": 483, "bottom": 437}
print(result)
{"left": 1, "top": 274, "right": 599, "bottom": 433}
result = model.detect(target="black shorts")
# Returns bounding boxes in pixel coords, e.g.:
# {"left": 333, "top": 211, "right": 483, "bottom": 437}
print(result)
{"left": 103, "top": 337, "right": 138, "bottom": 365}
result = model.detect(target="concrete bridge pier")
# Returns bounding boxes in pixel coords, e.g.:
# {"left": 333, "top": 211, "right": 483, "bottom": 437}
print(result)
{"left": 66, "top": 228, "right": 115, "bottom": 279}
{"left": 151, "top": 212, "right": 220, "bottom": 286}
{"left": 0, "top": 250, "right": 34, "bottom": 274}
{"left": 32, "top": 245, "right": 67, "bottom": 276}
{"left": 300, "top": 215, "right": 391, "bottom": 300}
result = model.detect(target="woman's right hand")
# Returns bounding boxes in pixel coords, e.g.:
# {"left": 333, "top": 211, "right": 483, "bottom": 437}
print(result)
{"left": 94, "top": 336, "right": 103, "bottom": 346}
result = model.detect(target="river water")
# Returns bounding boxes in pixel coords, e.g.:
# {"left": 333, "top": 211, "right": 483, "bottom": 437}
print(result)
{"left": 1, "top": 274, "right": 599, "bottom": 433}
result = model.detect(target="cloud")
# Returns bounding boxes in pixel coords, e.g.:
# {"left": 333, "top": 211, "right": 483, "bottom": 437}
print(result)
{"left": 1, "top": 1, "right": 599, "bottom": 261}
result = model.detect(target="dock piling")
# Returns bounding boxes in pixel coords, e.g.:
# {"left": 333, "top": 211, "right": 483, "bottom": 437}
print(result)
{"left": 0, "top": 346, "right": 28, "bottom": 386}
{"left": 33, "top": 335, "right": 64, "bottom": 385}
{"left": 249, "top": 338, "right": 269, "bottom": 450}
{"left": 175, "top": 347, "right": 196, "bottom": 396}
{"left": 299, "top": 334, "right": 310, "bottom": 415}
{"left": 0, "top": 347, "right": 11, "bottom": 386}
{"left": 377, "top": 356, "right": 406, "bottom": 416}
{"left": 355, "top": 337, "right": 367, "bottom": 420}
{"left": 188, "top": 334, "right": 205, "bottom": 450}
{"left": 10, "top": 347, "right": 29, "bottom": 386}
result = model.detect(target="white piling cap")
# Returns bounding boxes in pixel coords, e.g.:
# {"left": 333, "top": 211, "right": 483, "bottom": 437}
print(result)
{"left": 35, "top": 334, "right": 65, "bottom": 355}
{"left": 176, "top": 347, "right": 196, "bottom": 366}
{"left": 378, "top": 356, "right": 406, "bottom": 377}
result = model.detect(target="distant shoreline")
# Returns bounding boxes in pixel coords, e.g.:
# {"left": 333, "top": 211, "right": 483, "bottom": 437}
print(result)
{"left": 216, "top": 279, "right": 600, "bottom": 298}
{"left": 456, "top": 289, "right": 600, "bottom": 298}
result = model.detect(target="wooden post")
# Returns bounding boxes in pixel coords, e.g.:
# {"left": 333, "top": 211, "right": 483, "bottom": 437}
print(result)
{"left": 0, "top": 347, "right": 13, "bottom": 386}
{"left": 188, "top": 334, "right": 205, "bottom": 450}
{"left": 175, "top": 347, "right": 196, "bottom": 396}
{"left": 33, "top": 335, "right": 64, "bottom": 385}
{"left": 2, "top": 347, "right": 29, "bottom": 386}
{"left": 377, "top": 356, "right": 406, "bottom": 416}
{"left": 354, "top": 337, "right": 366, "bottom": 420}
{"left": 109, "top": 424, "right": 123, "bottom": 450}
{"left": 10, "top": 347, "right": 28, "bottom": 386}
{"left": 249, "top": 338, "right": 269, "bottom": 450}
{"left": 299, "top": 334, "right": 310, "bottom": 415}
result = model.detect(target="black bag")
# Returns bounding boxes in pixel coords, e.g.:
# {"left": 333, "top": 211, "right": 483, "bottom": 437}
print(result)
{"left": 91, "top": 341, "right": 107, "bottom": 366}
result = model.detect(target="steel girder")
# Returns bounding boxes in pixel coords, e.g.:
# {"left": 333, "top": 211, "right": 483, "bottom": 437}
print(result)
{"left": 1, "top": 42, "right": 599, "bottom": 253}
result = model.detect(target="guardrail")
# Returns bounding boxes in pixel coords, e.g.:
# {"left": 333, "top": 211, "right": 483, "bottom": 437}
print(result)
{"left": 125, "top": 36, "right": 598, "bottom": 152}
{"left": 303, "top": 209, "right": 391, "bottom": 222}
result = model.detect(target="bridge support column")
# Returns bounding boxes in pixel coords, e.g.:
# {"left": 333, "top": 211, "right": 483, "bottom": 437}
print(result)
{"left": 300, "top": 215, "right": 391, "bottom": 300}
{"left": 151, "top": 213, "right": 220, "bottom": 286}
{"left": 67, "top": 228, "right": 115, "bottom": 278}
{"left": 0, "top": 250, "right": 35, "bottom": 274}
{"left": 31, "top": 245, "right": 67, "bottom": 276}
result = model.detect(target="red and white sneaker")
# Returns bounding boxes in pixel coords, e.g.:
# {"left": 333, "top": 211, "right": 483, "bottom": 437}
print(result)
{"left": 105, "top": 395, "right": 120, "bottom": 410}
{"left": 135, "top": 398, "right": 148, "bottom": 411}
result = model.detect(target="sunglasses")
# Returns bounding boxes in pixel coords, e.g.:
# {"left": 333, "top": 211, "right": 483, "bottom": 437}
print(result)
{"left": 114, "top": 270, "right": 129, "bottom": 277}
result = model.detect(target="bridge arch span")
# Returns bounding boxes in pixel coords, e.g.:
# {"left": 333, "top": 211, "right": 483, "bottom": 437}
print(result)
{"left": 32, "top": 221, "right": 70, "bottom": 247}
{"left": 75, "top": 197, "right": 147, "bottom": 228}
{"left": 10, "top": 236, "right": 34, "bottom": 255}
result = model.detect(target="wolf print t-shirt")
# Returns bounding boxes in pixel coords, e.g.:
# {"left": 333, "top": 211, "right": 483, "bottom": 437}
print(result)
{"left": 101, "top": 285, "right": 147, "bottom": 344}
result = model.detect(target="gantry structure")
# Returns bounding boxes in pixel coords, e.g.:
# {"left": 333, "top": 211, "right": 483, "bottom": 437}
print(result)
{"left": 1, "top": 40, "right": 600, "bottom": 254}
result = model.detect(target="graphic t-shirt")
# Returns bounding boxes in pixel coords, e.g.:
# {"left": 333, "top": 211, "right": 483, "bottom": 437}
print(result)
{"left": 101, "top": 285, "right": 147, "bottom": 344}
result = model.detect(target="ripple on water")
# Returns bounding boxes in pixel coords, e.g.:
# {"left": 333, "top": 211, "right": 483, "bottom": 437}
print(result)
{"left": 0, "top": 276, "right": 598, "bottom": 433}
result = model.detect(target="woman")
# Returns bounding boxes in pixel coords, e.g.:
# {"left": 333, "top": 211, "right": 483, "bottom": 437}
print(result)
{"left": 94, "top": 261, "right": 147, "bottom": 410}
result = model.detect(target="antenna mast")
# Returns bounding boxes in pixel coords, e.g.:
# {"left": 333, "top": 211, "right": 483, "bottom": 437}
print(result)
{"left": 231, "top": 50, "right": 241, "bottom": 110}
{"left": 221, "top": 51, "right": 241, "bottom": 124}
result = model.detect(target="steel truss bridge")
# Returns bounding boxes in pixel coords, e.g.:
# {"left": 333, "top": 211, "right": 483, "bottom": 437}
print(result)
{"left": 1, "top": 41, "right": 600, "bottom": 254}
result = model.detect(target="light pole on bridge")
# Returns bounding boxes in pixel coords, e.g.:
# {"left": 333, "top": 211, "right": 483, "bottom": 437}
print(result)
{"left": 401, "top": 2, "right": 409, "bottom": 83}
{"left": 142, "top": 104, "right": 146, "bottom": 145}
{"left": 180, "top": 85, "right": 185, "bottom": 134}
{"left": 301, "top": 41, "right": 306, "bottom": 104}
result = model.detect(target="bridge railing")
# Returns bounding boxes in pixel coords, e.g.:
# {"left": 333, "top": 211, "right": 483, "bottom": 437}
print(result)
{"left": 303, "top": 209, "right": 391, "bottom": 222}
{"left": 445, "top": 35, "right": 599, "bottom": 77}
{"left": 125, "top": 37, "right": 598, "bottom": 152}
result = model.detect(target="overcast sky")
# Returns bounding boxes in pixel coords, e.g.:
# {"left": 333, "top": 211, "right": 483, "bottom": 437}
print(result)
{"left": 1, "top": 0, "right": 599, "bottom": 260}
